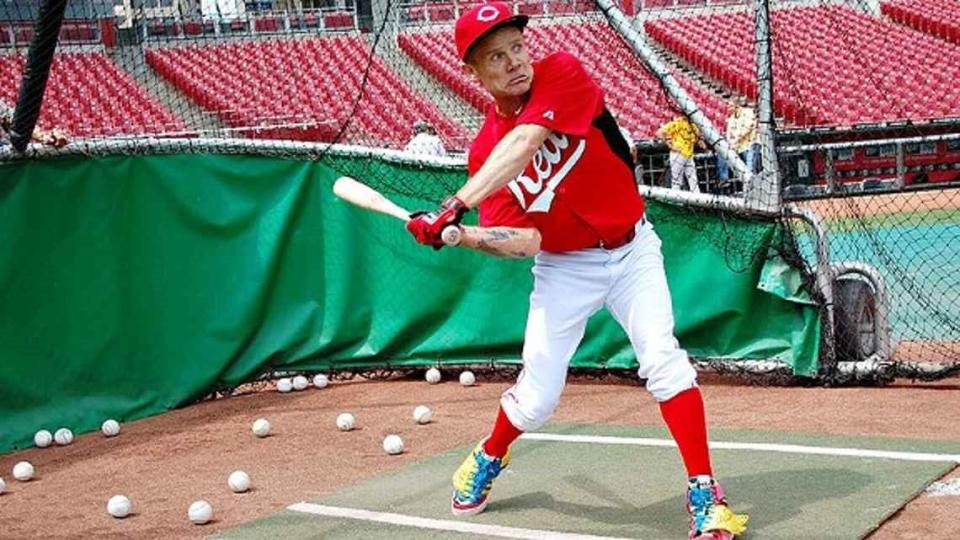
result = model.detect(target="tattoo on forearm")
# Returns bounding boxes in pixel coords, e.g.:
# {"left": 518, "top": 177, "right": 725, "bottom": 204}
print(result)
{"left": 470, "top": 227, "right": 536, "bottom": 259}
{"left": 476, "top": 239, "right": 501, "bottom": 256}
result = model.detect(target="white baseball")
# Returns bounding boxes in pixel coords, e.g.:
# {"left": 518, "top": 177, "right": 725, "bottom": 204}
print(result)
{"left": 413, "top": 405, "right": 433, "bottom": 425}
{"left": 313, "top": 374, "right": 329, "bottom": 389}
{"left": 0, "top": 477, "right": 6, "bottom": 495}
{"left": 336, "top": 413, "right": 356, "bottom": 432}
{"left": 107, "top": 494, "right": 132, "bottom": 518}
{"left": 252, "top": 418, "right": 271, "bottom": 438}
{"left": 459, "top": 371, "right": 476, "bottom": 386}
{"left": 383, "top": 434, "right": 404, "bottom": 455}
{"left": 34, "top": 430, "right": 53, "bottom": 448}
{"left": 188, "top": 500, "right": 213, "bottom": 524}
{"left": 13, "top": 461, "right": 34, "bottom": 481}
{"left": 228, "top": 470, "right": 251, "bottom": 493}
{"left": 101, "top": 419, "right": 121, "bottom": 437}
{"left": 292, "top": 375, "right": 309, "bottom": 391}
{"left": 276, "top": 378, "right": 293, "bottom": 393}
{"left": 54, "top": 427, "right": 74, "bottom": 445}
{"left": 425, "top": 367, "right": 441, "bottom": 384}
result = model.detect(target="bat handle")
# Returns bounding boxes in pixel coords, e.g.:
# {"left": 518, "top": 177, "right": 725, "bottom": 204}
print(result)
{"left": 441, "top": 225, "right": 462, "bottom": 247}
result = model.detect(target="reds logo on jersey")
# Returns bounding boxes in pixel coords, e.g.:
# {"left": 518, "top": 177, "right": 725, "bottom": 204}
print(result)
{"left": 506, "top": 132, "right": 586, "bottom": 213}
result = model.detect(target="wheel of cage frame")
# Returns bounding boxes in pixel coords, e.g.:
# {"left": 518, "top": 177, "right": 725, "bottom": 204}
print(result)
{"left": 833, "top": 277, "right": 878, "bottom": 362}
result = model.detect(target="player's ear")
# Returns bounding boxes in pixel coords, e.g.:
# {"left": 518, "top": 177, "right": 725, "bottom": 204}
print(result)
{"left": 462, "top": 62, "right": 479, "bottom": 81}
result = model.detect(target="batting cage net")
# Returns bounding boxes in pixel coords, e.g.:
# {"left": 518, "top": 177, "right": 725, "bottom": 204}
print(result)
{"left": 1, "top": 0, "right": 958, "bottom": 388}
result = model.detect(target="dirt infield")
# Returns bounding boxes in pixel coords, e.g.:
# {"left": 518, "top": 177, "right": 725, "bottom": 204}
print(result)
{"left": 796, "top": 188, "right": 960, "bottom": 220}
{"left": 893, "top": 341, "right": 960, "bottom": 362}
{"left": 0, "top": 375, "right": 957, "bottom": 539}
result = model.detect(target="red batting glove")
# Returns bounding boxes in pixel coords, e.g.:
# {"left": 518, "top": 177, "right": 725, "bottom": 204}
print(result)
{"left": 406, "top": 196, "right": 468, "bottom": 249}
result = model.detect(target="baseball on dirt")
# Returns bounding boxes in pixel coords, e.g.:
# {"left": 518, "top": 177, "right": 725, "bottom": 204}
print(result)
{"left": 313, "top": 374, "right": 329, "bottom": 389}
{"left": 188, "top": 500, "right": 213, "bottom": 524}
{"left": 13, "top": 461, "right": 34, "bottom": 481}
{"left": 54, "top": 427, "right": 74, "bottom": 446}
{"left": 383, "top": 434, "right": 404, "bottom": 455}
{"left": 276, "top": 378, "right": 293, "bottom": 393}
{"left": 413, "top": 405, "right": 433, "bottom": 425}
{"left": 107, "top": 495, "right": 132, "bottom": 518}
{"left": 336, "top": 413, "right": 356, "bottom": 432}
{"left": 292, "top": 375, "right": 309, "bottom": 391}
{"left": 34, "top": 430, "right": 53, "bottom": 448}
{"left": 252, "top": 418, "right": 271, "bottom": 438}
{"left": 459, "top": 371, "right": 476, "bottom": 387}
{"left": 228, "top": 470, "right": 251, "bottom": 493}
{"left": 101, "top": 419, "right": 121, "bottom": 437}
{"left": 425, "top": 367, "right": 441, "bottom": 384}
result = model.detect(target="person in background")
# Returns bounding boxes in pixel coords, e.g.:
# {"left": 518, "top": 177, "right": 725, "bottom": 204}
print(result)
{"left": 657, "top": 115, "right": 702, "bottom": 193}
{"left": 404, "top": 119, "right": 447, "bottom": 157}
{"left": 716, "top": 96, "right": 758, "bottom": 184}
{"left": 1, "top": 102, "right": 70, "bottom": 148}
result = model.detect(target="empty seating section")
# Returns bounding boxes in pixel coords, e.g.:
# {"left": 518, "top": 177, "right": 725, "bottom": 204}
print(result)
{"left": 145, "top": 37, "right": 468, "bottom": 148}
{"left": 400, "top": 22, "right": 728, "bottom": 139}
{"left": 0, "top": 52, "right": 186, "bottom": 137}
{"left": 645, "top": 5, "right": 960, "bottom": 127}
{"left": 882, "top": 0, "right": 960, "bottom": 44}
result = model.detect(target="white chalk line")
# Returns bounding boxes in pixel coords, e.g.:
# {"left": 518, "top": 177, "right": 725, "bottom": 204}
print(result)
{"left": 520, "top": 433, "right": 960, "bottom": 463}
{"left": 287, "top": 502, "right": 636, "bottom": 540}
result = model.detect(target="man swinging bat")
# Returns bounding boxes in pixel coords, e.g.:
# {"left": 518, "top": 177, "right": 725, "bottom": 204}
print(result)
{"left": 404, "top": 3, "right": 748, "bottom": 538}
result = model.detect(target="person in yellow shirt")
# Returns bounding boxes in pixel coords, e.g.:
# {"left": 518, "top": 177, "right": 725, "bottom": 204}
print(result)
{"left": 717, "top": 96, "right": 758, "bottom": 183}
{"left": 657, "top": 115, "right": 701, "bottom": 193}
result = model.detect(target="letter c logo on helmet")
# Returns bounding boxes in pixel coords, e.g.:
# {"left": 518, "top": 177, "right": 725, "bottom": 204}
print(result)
{"left": 477, "top": 5, "right": 499, "bottom": 21}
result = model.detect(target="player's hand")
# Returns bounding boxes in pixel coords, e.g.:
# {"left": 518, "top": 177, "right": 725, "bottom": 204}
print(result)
{"left": 406, "top": 196, "right": 468, "bottom": 250}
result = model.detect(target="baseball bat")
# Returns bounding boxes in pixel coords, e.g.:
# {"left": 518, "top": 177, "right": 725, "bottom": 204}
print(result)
{"left": 332, "top": 176, "right": 462, "bottom": 246}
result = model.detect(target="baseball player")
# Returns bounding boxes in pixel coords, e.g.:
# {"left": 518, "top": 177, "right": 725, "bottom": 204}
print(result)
{"left": 405, "top": 4, "right": 748, "bottom": 538}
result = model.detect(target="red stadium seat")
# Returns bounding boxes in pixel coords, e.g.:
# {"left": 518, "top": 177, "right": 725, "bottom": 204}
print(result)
{"left": 183, "top": 21, "right": 203, "bottom": 36}
{"left": 254, "top": 17, "right": 281, "bottom": 33}
{"left": 518, "top": 2, "right": 546, "bottom": 15}
{"left": 427, "top": 3, "right": 456, "bottom": 22}
{"left": 882, "top": 0, "right": 960, "bottom": 44}
{"left": 323, "top": 12, "right": 354, "bottom": 29}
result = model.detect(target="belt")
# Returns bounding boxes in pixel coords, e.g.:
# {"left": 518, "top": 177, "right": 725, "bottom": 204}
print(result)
{"left": 594, "top": 217, "right": 644, "bottom": 250}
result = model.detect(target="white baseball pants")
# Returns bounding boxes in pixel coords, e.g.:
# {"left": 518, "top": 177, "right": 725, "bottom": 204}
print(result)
{"left": 501, "top": 220, "right": 698, "bottom": 432}
{"left": 669, "top": 152, "right": 700, "bottom": 193}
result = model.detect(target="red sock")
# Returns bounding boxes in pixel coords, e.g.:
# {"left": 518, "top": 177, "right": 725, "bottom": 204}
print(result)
{"left": 659, "top": 387, "right": 713, "bottom": 477}
{"left": 482, "top": 406, "right": 523, "bottom": 458}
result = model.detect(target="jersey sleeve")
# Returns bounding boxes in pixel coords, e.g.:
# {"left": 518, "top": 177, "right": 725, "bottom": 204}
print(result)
{"left": 467, "top": 149, "right": 483, "bottom": 176}
{"left": 516, "top": 52, "right": 604, "bottom": 137}
{"left": 479, "top": 188, "right": 535, "bottom": 229}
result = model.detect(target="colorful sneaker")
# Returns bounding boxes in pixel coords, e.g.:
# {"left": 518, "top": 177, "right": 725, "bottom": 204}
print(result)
{"left": 450, "top": 440, "right": 511, "bottom": 516}
{"left": 687, "top": 475, "right": 749, "bottom": 539}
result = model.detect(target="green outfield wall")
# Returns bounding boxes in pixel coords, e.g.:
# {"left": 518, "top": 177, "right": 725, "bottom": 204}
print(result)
{"left": 0, "top": 153, "right": 819, "bottom": 453}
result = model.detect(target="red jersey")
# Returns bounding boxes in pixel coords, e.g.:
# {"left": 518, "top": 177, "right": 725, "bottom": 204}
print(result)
{"left": 469, "top": 52, "right": 645, "bottom": 253}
